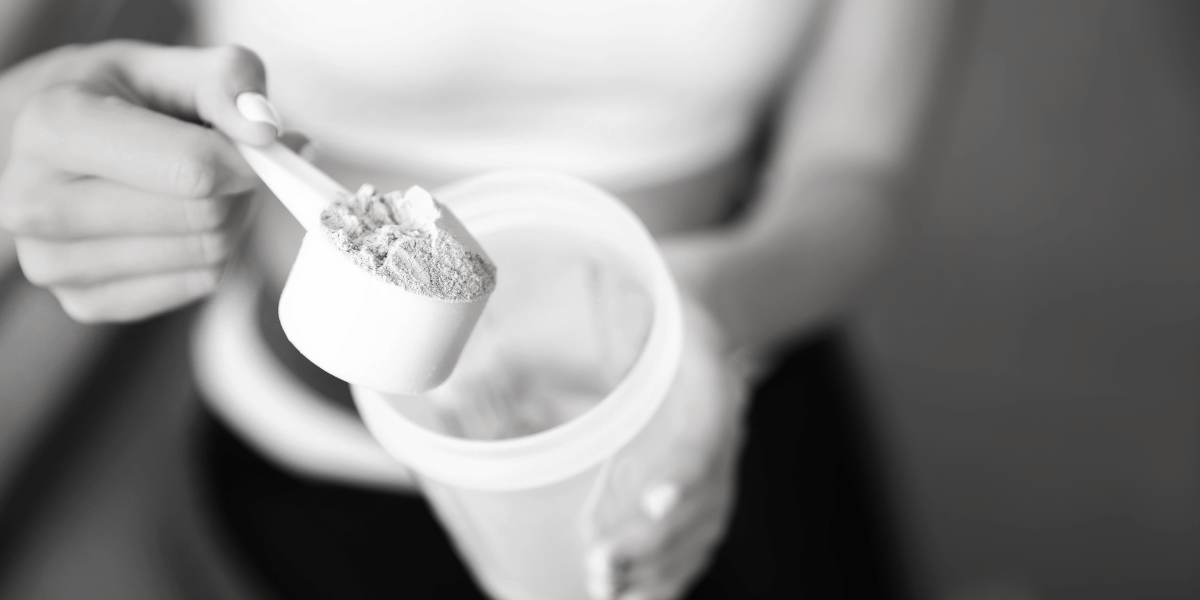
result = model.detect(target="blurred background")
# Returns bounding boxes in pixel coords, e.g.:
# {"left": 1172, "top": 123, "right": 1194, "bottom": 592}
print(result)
{"left": 0, "top": 1, "right": 1197, "bottom": 599}
{"left": 854, "top": 2, "right": 1200, "bottom": 598}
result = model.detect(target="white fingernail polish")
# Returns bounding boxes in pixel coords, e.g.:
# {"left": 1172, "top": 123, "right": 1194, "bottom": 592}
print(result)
{"left": 586, "top": 545, "right": 612, "bottom": 575}
{"left": 235, "top": 92, "right": 282, "bottom": 134}
{"left": 641, "top": 483, "right": 680, "bottom": 521}
{"left": 586, "top": 545, "right": 626, "bottom": 600}
{"left": 587, "top": 575, "right": 615, "bottom": 600}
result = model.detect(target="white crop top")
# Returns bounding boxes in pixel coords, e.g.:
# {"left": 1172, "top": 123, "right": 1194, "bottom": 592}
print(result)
{"left": 194, "top": 0, "right": 819, "bottom": 190}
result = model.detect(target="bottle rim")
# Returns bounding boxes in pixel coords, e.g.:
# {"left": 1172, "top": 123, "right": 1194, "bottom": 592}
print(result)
{"left": 352, "top": 170, "right": 683, "bottom": 491}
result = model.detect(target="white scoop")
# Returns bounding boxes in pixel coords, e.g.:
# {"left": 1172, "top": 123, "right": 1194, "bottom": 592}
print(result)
{"left": 233, "top": 92, "right": 493, "bottom": 394}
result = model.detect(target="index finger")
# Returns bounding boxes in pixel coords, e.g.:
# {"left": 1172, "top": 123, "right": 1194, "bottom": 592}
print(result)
{"left": 16, "top": 83, "right": 258, "bottom": 198}
{"left": 102, "top": 41, "right": 277, "bottom": 146}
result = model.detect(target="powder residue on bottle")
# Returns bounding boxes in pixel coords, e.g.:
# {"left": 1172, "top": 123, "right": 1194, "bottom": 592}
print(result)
{"left": 319, "top": 184, "right": 496, "bottom": 302}
{"left": 421, "top": 234, "right": 654, "bottom": 441}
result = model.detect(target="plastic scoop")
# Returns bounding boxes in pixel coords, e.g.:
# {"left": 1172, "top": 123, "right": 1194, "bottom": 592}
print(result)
{"left": 233, "top": 92, "right": 494, "bottom": 394}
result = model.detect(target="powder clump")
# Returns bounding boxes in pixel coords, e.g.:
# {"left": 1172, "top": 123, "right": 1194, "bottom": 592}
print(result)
{"left": 319, "top": 184, "right": 496, "bottom": 302}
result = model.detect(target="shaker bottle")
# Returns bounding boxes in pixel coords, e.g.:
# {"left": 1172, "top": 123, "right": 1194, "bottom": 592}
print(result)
{"left": 198, "top": 128, "right": 685, "bottom": 596}
{"left": 353, "top": 170, "right": 684, "bottom": 600}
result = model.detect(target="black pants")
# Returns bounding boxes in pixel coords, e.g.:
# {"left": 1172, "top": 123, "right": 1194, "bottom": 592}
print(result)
{"left": 196, "top": 330, "right": 908, "bottom": 600}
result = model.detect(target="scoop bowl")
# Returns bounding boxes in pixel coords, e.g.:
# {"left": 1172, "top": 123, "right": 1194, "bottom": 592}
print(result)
{"left": 234, "top": 92, "right": 493, "bottom": 394}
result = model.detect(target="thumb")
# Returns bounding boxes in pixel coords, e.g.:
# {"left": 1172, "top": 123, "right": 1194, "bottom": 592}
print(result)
{"left": 277, "top": 131, "right": 312, "bottom": 155}
{"left": 106, "top": 42, "right": 277, "bottom": 146}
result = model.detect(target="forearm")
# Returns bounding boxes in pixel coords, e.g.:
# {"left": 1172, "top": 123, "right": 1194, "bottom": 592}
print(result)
{"left": 665, "top": 0, "right": 957, "bottom": 351}
{"left": 665, "top": 168, "right": 897, "bottom": 351}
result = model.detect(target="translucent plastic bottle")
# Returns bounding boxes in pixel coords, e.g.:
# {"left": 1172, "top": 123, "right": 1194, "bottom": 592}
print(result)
{"left": 353, "top": 171, "right": 683, "bottom": 600}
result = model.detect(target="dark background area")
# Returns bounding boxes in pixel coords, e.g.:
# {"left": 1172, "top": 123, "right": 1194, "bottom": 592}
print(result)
{"left": 857, "top": 2, "right": 1200, "bottom": 598}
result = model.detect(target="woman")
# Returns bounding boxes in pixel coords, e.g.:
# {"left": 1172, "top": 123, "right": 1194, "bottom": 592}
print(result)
{"left": 0, "top": 1, "right": 954, "bottom": 598}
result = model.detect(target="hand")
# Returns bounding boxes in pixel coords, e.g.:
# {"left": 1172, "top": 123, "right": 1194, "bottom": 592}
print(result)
{"left": 584, "top": 295, "right": 748, "bottom": 600}
{"left": 0, "top": 41, "right": 276, "bottom": 322}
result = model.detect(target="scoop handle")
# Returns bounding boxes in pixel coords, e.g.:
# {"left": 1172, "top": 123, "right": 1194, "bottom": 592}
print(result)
{"left": 233, "top": 92, "right": 347, "bottom": 231}
{"left": 235, "top": 141, "right": 346, "bottom": 231}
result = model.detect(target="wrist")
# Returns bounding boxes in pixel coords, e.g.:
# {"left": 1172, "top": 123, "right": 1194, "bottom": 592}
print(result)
{"left": 660, "top": 224, "right": 759, "bottom": 349}
{"left": 673, "top": 269, "right": 776, "bottom": 385}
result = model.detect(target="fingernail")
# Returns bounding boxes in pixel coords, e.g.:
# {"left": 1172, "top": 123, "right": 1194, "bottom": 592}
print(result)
{"left": 586, "top": 545, "right": 612, "bottom": 575}
{"left": 586, "top": 546, "right": 614, "bottom": 600}
{"left": 586, "top": 545, "right": 631, "bottom": 600}
{"left": 235, "top": 92, "right": 282, "bottom": 136}
{"left": 587, "top": 575, "right": 615, "bottom": 600}
{"left": 641, "top": 483, "right": 680, "bottom": 521}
